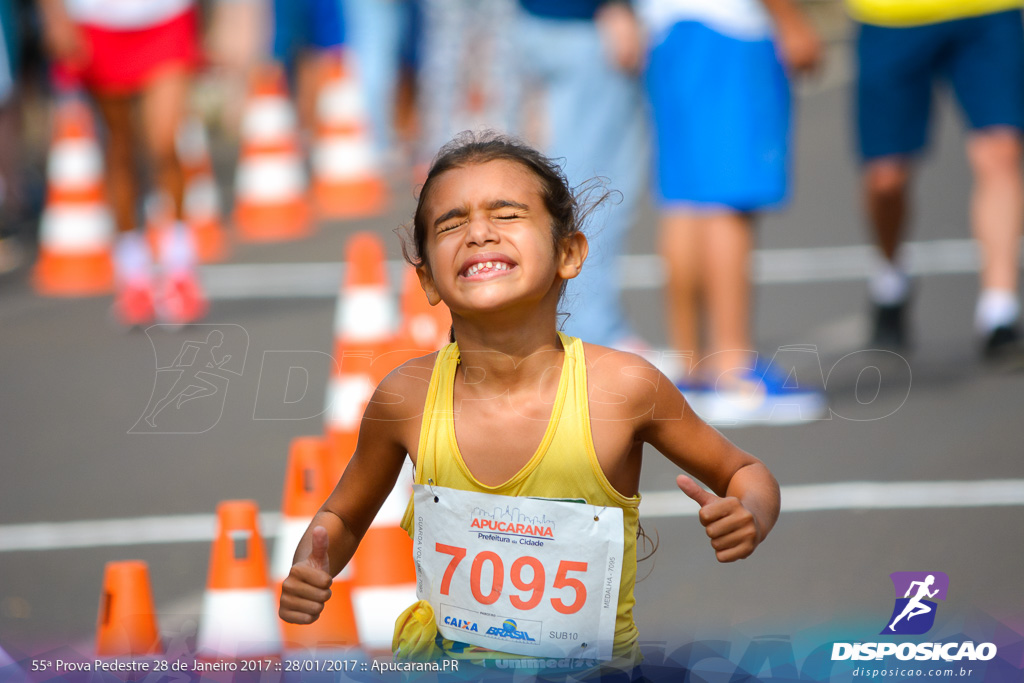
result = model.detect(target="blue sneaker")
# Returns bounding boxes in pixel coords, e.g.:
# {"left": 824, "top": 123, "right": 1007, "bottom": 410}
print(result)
{"left": 700, "top": 357, "right": 828, "bottom": 427}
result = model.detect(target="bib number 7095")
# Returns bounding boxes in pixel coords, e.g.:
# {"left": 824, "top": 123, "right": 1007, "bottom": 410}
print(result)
{"left": 435, "top": 543, "right": 588, "bottom": 614}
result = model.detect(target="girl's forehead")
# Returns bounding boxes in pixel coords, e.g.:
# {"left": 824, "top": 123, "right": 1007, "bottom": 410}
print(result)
{"left": 426, "top": 159, "right": 544, "bottom": 210}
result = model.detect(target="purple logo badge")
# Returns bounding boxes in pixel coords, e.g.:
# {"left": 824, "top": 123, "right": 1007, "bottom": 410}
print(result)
{"left": 881, "top": 571, "right": 949, "bottom": 635}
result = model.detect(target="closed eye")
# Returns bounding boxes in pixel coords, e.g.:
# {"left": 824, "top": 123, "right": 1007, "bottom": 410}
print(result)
{"left": 438, "top": 219, "right": 468, "bottom": 233}
{"left": 494, "top": 213, "right": 522, "bottom": 221}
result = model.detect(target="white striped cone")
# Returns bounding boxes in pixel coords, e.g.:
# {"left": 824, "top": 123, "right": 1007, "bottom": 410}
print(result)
{"left": 350, "top": 459, "right": 417, "bottom": 652}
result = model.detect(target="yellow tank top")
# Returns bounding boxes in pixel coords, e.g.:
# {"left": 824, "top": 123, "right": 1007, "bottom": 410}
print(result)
{"left": 400, "top": 332, "right": 641, "bottom": 664}
{"left": 847, "top": 0, "right": 1022, "bottom": 26}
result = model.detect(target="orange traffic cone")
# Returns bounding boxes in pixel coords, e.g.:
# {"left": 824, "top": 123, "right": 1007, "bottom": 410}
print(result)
{"left": 350, "top": 459, "right": 417, "bottom": 653}
{"left": 95, "top": 561, "right": 161, "bottom": 656}
{"left": 177, "top": 115, "right": 229, "bottom": 262}
{"left": 33, "top": 99, "right": 116, "bottom": 296}
{"left": 312, "top": 52, "right": 388, "bottom": 220}
{"left": 271, "top": 437, "right": 360, "bottom": 651}
{"left": 397, "top": 266, "right": 451, "bottom": 352}
{"left": 325, "top": 232, "right": 400, "bottom": 463}
{"left": 324, "top": 235, "right": 417, "bottom": 651}
{"left": 233, "top": 66, "right": 312, "bottom": 242}
{"left": 197, "top": 500, "right": 282, "bottom": 658}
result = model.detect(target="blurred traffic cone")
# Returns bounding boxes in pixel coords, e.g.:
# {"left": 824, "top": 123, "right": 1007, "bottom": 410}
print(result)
{"left": 397, "top": 266, "right": 451, "bottom": 352}
{"left": 95, "top": 561, "right": 161, "bottom": 656}
{"left": 197, "top": 501, "right": 282, "bottom": 658}
{"left": 271, "top": 437, "right": 360, "bottom": 651}
{"left": 312, "top": 52, "right": 388, "bottom": 220}
{"left": 177, "top": 115, "right": 229, "bottom": 262}
{"left": 350, "top": 459, "right": 417, "bottom": 653}
{"left": 325, "top": 232, "right": 399, "bottom": 464}
{"left": 233, "top": 66, "right": 312, "bottom": 242}
{"left": 33, "top": 99, "right": 116, "bottom": 296}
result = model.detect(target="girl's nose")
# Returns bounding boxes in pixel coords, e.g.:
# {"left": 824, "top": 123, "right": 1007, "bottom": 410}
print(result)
{"left": 464, "top": 215, "right": 499, "bottom": 246}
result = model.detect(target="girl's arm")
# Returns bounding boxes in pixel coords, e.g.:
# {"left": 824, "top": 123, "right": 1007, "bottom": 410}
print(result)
{"left": 632, "top": 361, "right": 781, "bottom": 561}
{"left": 280, "top": 367, "right": 422, "bottom": 624}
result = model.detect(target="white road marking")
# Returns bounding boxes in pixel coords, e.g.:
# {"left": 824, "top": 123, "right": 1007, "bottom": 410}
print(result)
{"left": 198, "top": 239, "right": 1010, "bottom": 300}
{"left": 2, "top": 480, "right": 1023, "bottom": 552}
{"left": 640, "top": 479, "right": 1024, "bottom": 518}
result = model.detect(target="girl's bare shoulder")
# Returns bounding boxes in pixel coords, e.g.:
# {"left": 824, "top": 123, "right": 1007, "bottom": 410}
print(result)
{"left": 366, "top": 352, "right": 439, "bottom": 422}
{"left": 580, "top": 342, "right": 668, "bottom": 421}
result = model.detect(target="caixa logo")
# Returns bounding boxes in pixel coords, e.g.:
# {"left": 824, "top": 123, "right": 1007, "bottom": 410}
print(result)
{"left": 443, "top": 616, "right": 479, "bottom": 633}
{"left": 831, "top": 572, "right": 997, "bottom": 662}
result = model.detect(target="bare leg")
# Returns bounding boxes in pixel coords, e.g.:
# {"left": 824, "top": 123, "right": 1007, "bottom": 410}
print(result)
{"left": 659, "top": 211, "right": 703, "bottom": 369}
{"left": 967, "top": 128, "right": 1023, "bottom": 294}
{"left": 864, "top": 158, "right": 911, "bottom": 263}
{"left": 140, "top": 66, "right": 189, "bottom": 219}
{"left": 702, "top": 212, "right": 754, "bottom": 380}
{"left": 93, "top": 93, "right": 138, "bottom": 233}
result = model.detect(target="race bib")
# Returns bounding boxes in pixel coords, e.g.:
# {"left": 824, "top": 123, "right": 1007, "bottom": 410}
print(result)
{"left": 411, "top": 484, "right": 624, "bottom": 661}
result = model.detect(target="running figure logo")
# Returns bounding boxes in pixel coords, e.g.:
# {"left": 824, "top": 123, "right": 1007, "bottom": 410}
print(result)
{"left": 881, "top": 571, "right": 949, "bottom": 635}
{"left": 131, "top": 325, "right": 249, "bottom": 434}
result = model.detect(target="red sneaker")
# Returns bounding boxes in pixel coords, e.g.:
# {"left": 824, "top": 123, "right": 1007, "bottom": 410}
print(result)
{"left": 158, "top": 272, "right": 208, "bottom": 326}
{"left": 114, "top": 280, "right": 156, "bottom": 327}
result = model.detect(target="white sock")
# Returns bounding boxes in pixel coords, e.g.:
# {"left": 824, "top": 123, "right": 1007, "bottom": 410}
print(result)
{"left": 159, "top": 222, "right": 197, "bottom": 275}
{"left": 114, "top": 231, "right": 152, "bottom": 285}
{"left": 975, "top": 289, "right": 1020, "bottom": 334}
{"left": 869, "top": 258, "right": 910, "bottom": 306}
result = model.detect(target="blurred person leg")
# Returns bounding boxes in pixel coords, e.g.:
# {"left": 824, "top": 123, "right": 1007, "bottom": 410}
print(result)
{"left": 273, "top": 0, "right": 345, "bottom": 138}
{"left": 659, "top": 212, "right": 703, "bottom": 365}
{"left": 862, "top": 158, "right": 913, "bottom": 349}
{"left": 967, "top": 130, "right": 1023, "bottom": 354}
{"left": 342, "top": 0, "right": 413, "bottom": 166}
{"left": 646, "top": 18, "right": 826, "bottom": 422}
{"left": 948, "top": 10, "right": 1024, "bottom": 356}
{"left": 517, "top": 9, "right": 647, "bottom": 348}
{"left": 139, "top": 66, "right": 206, "bottom": 325}
{"left": 416, "top": 0, "right": 471, "bottom": 165}
{"left": 702, "top": 211, "right": 755, "bottom": 382}
{"left": 857, "top": 17, "right": 939, "bottom": 351}
{"left": 859, "top": 10, "right": 1024, "bottom": 357}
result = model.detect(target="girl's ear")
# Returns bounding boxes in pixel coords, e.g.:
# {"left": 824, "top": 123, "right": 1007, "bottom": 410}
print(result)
{"left": 557, "top": 232, "right": 589, "bottom": 280}
{"left": 416, "top": 266, "right": 443, "bottom": 306}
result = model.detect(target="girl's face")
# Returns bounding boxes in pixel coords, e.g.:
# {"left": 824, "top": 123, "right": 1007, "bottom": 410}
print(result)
{"left": 416, "top": 159, "right": 587, "bottom": 317}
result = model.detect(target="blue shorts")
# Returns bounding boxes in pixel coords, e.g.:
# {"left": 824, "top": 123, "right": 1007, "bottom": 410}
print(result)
{"left": 646, "top": 21, "right": 791, "bottom": 211}
{"left": 272, "top": 0, "right": 345, "bottom": 66}
{"left": 857, "top": 10, "right": 1024, "bottom": 161}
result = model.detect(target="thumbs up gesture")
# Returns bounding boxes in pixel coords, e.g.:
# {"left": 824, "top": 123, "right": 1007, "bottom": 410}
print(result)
{"left": 279, "top": 526, "right": 334, "bottom": 624}
{"left": 677, "top": 475, "right": 761, "bottom": 563}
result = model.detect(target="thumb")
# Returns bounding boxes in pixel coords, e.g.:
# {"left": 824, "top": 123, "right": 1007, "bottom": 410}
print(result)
{"left": 306, "top": 526, "right": 330, "bottom": 573}
{"left": 676, "top": 475, "right": 717, "bottom": 508}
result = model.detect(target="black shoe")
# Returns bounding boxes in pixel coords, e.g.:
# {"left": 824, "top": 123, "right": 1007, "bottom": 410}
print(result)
{"left": 871, "top": 301, "right": 909, "bottom": 351}
{"left": 982, "top": 324, "right": 1022, "bottom": 361}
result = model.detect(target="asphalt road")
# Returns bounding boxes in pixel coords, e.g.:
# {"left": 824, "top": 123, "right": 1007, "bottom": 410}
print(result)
{"left": 1, "top": 64, "right": 1023, "bottom": 676}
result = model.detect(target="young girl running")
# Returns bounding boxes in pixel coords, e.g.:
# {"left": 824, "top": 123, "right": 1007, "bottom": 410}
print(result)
{"left": 279, "top": 133, "right": 780, "bottom": 674}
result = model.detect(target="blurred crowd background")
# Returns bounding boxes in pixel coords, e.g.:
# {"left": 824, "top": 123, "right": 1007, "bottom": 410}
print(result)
{"left": 1, "top": 0, "right": 1022, "bottom": 421}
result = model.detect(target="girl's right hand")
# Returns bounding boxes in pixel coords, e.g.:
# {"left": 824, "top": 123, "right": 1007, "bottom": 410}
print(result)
{"left": 279, "top": 526, "right": 334, "bottom": 624}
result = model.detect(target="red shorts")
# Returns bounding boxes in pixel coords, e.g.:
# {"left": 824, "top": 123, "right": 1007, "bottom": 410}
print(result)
{"left": 54, "top": 8, "right": 201, "bottom": 95}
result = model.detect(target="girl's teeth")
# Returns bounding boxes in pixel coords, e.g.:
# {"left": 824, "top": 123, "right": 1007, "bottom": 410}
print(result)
{"left": 465, "top": 261, "right": 510, "bottom": 276}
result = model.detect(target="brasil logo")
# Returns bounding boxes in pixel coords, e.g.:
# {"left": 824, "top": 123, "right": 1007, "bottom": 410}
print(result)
{"left": 881, "top": 571, "right": 949, "bottom": 635}
{"left": 486, "top": 619, "right": 536, "bottom": 642}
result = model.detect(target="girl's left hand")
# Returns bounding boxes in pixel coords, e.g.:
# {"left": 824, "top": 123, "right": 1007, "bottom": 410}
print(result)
{"left": 677, "top": 475, "right": 761, "bottom": 562}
